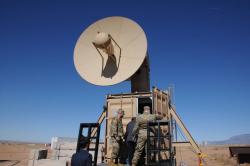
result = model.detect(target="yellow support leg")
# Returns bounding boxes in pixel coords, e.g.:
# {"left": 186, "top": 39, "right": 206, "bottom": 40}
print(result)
{"left": 198, "top": 153, "right": 206, "bottom": 166}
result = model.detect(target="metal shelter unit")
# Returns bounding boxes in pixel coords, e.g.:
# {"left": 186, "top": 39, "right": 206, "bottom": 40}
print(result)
{"left": 229, "top": 146, "right": 250, "bottom": 164}
{"left": 102, "top": 87, "right": 202, "bottom": 165}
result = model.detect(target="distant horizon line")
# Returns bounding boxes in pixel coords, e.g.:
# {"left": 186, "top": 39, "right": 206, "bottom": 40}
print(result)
{"left": 1, "top": 133, "right": 249, "bottom": 145}
{"left": 0, "top": 139, "right": 50, "bottom": 144}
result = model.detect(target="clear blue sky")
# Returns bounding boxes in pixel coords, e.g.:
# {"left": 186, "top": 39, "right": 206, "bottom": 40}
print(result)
{"left": 0, "top": 0, "right": 250, "bottom": 143}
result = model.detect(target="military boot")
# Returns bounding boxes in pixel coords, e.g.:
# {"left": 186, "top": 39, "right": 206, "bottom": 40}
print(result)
{"left": 108, "top": 161, "right": 116, "bottom": 166}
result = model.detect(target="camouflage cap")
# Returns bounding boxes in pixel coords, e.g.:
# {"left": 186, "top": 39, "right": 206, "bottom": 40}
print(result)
{"left": 144, "top": 106, "right": 150, "bottom": 110}
{"left": 117, "top": 108, "right": 125, "bottom": 116}
{"left": 79, "top": 135, "right": 90, "bottom": 148}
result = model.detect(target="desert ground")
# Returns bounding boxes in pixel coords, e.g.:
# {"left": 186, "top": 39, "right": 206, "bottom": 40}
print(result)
{"left": 0, "top": 142, "right": 249, "bottom": 166}
{"left": 0, "top": 142, "right": 49, "bottom": 166}
{"left": 175, "top": 145, "right": 248, "bottom": 166}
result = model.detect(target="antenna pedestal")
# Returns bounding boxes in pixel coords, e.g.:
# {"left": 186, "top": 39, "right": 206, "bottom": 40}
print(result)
{"left": 130, "top": 56, "right": 150, "bottom": 92}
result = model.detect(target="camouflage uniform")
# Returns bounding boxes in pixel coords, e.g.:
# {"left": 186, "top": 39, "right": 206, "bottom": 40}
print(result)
{"left": 110, "top": 116, "right": 124, "bottom": 161}
{"left": 132, "top": 110, "right": 162, "bottom": 166}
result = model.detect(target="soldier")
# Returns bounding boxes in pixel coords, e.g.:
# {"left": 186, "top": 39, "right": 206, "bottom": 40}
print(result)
{"left": 124, "top": 117, "right": 136, "bottom": 165}
{"left": 71, "top": 136, "right": 92, "bottom": 166}
{"left": 131, "top": 106, "right": 162, "bottom": 166}
{"left": 109, "top": 109, "right": 125, "bottom": 166}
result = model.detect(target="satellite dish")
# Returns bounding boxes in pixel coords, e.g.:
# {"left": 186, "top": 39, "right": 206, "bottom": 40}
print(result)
{"left": 74, "top": 16, "right": 150, "bottom": 92}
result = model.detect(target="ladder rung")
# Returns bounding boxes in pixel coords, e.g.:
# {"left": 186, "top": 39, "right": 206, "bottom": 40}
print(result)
{"left": 147, "top": 148, "right": 170, "bottom": 151}
{"left": 148, "top": 135, "right": 170, "bottom": 138}
{"left": 88, "top": 148, "right": 97, "bottom": 151}
{"left": 90, "top": 137, "right": 98, "bottom": 139}
{"left": 147, "top": 160, "right": 172, "bottom": 165}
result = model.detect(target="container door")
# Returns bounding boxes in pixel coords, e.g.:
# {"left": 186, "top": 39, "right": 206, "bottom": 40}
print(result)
{"left": 152, "top": 87, "right": 171, "bottom": 160}
{"left": 152, "top": 87, "right": 170, "bottom": 119}
{"left": 105, "top": 96, "right": 137, "bottom": 160}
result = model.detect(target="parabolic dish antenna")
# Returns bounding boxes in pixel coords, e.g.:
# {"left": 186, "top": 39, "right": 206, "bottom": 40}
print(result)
{"left": 74, "top": 16, "right": 148, "bottom": 86}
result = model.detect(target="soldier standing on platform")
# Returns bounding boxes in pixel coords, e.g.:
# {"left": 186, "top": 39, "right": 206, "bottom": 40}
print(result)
{"left": 131, "top": 106, "right": 162, "bottom": 166}
{"left": 109, "top": 109, "right": 125, "bottom": 166}
{"left": 124, "top": 117, "right": 136, "bottom": 165}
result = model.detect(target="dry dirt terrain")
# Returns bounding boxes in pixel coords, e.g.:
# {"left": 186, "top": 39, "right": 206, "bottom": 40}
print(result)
{"left": 0, "top": 142, "right": 249, "bottom": 166}
{"left": 0, "top": 142, "right": 48, "bottom": 166}
{"left": 175, "top": 145, "right": 249, "bottom": 166}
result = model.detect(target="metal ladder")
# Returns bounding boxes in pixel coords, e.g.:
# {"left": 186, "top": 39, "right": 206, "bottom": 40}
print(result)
{"left": 76, "top": 123, "right": 101, "bottom": 166}
{"left": 146, "top": 120, "right": 176, "bottom": 166}
{"left": 76, "top": 108, "right": 106, "bottom": 165}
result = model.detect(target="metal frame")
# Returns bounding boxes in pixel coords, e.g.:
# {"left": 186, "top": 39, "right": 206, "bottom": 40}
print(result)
{"left": 169, "top": 106, "right": 201, "bottom": 154}
{"left": 103, "top": 87, "right": 202, "bottom": 164}
{"left": 76, "top": 123, "right": 101, "bottom": 166}
{"left": 146, "top": 120, "right": 176, "bottom": 166}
